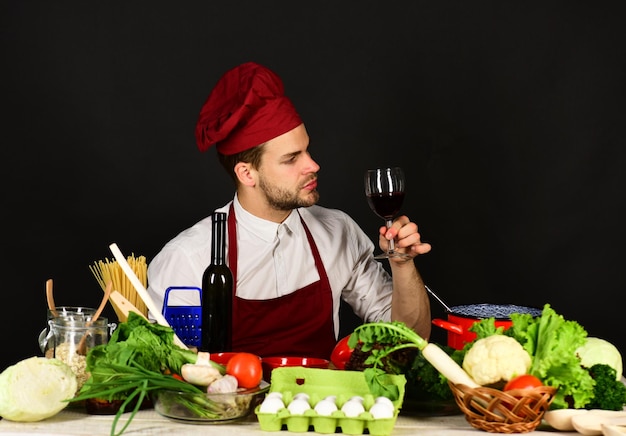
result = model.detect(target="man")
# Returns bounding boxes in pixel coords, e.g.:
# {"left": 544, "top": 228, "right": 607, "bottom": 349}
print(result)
{"left": 147, "top": 61, "right": 432, "bottom": 359}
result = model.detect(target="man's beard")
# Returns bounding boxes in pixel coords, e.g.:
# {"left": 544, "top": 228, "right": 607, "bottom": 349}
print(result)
{"left": 258, "top": 176, "right": 319, "bottom": 210}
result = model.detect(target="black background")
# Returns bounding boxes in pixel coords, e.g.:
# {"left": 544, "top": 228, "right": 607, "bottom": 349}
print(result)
{"left": 2, "top": 2, "right": 625, "bottom": 371}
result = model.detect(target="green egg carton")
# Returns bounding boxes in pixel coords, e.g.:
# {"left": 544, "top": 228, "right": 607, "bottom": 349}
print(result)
{"left": 255, "top": 367, "right": 406, "bottom": 436}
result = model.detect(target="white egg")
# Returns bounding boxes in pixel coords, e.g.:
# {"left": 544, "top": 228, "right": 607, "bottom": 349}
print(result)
{"left": 314, "top": 399, "right": 338, "bottom": 416}
{"left": 348, "top": 395, "right": 364, "bottom": 403}
{"left": 341, "top": 399, "right": 365, "bottom": 417}
{"left": 374, "top": 396, "right": 394, "bottom": 409}
{"left": 293, "top": 392, "right": 310, "bottom": 401}
{"left": 259, "top": 397, "right": 285, "bottom": 413}
{"left": 265, "top": 392, "right": 283, "bottom": 400}
{"left": 287, "top": 398, "right": 311, "bottom": 415}
{"left": 369, "top": 402, "right": 394, "bottom": 419}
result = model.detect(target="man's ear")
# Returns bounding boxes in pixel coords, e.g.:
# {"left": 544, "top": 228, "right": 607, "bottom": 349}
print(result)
{"left": 234, "top": 162, "right": 256, "bottom": 187}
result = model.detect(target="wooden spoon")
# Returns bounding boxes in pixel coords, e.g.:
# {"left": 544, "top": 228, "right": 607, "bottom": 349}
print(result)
{"left": 109, "top": 242, "right": 188, "bottom": 349}
{"left": 46, "top": 279, "right": 58, "bottom": 317}
{"left": 108, "top": 290, "right": 148, "bottom": 323}
{"left": 76, "top": 281, "right": 112, "bottom": 355}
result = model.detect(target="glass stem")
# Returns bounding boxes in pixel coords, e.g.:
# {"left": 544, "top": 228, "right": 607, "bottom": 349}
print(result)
{"left": 385, "top": 219, "right": 395, "bottom": 253}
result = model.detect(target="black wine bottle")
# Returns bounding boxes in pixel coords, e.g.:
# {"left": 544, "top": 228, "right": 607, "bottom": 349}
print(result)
{"left": 200, "top": 211, "right": 233, "bottom": 352}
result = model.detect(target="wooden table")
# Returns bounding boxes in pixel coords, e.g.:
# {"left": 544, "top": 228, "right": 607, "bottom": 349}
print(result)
{"left": 0, "top": 407, "right": 580, "bottom": 435}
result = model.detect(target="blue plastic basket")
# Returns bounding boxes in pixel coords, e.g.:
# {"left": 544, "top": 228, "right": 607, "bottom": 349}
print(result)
{"left": 162, "top": 286, "right": 202, "bottom": 347}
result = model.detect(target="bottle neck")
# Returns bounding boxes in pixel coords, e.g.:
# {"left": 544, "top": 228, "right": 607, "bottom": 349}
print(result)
{"left": 211, "top": 213, "right": 226, "bottom": 265}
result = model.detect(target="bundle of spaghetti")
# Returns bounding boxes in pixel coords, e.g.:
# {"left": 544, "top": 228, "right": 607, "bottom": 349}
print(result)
{"left": 90, "top": 254, "right": 148, "bottom": 316}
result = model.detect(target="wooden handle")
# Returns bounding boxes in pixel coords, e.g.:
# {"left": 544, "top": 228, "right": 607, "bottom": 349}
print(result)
{"left": 77, "top": 281, "right": 113, "bottom": 355}
{"left": 91, "top": 281, "right": 113, "bottom": 325}
{"left": 46, "top": 279, "right": 58, "bottom": 317}
{"left": 109, "top": 243, "right": 188, "bottom": 349}
{"left": 108, "top": 290, "right": 148, "bottom": 323}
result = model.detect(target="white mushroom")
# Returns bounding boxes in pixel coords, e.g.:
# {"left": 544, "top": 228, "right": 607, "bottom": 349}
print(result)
{"left": 196, "top": 351, "right": 212, "bottom": 366}
{"left": 181, "top": 352, "right": 223, "bottom": 386}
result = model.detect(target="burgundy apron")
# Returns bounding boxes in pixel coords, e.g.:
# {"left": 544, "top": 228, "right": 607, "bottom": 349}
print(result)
{"left": 227, "top": 204, "right": 336, "bottom": 359}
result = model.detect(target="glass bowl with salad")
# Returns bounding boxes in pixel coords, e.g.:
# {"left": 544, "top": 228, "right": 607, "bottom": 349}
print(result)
{"left": 152, "top": 380, "right": 270, "bottom": 423}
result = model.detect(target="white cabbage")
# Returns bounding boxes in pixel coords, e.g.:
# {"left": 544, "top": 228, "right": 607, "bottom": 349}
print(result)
{"left": 0, "top": 356, "right": 78, "bottom": 422}
{"left": 576, "top": 337, "right": 623, "bottom": 380}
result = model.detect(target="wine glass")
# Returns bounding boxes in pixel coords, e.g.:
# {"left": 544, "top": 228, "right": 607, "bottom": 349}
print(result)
{"left": 364, "top": 167, "right": 410, "bottom": 260}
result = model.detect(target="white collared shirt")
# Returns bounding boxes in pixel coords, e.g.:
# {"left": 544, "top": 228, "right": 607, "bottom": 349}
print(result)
{"left": 147, "top": 195, "right": 393, "bottom": 337}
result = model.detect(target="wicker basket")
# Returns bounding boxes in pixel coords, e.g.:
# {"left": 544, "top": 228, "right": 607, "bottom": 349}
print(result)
{"left": 448, "top": 382, "right": 557, "bottom": 433}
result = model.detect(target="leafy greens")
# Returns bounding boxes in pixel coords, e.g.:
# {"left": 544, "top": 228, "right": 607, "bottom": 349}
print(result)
{"left": 472, "top": 303, "right": 611, "bottom": 410}
{"left": 69, "top": 312, "right": 205, "bottom": 436}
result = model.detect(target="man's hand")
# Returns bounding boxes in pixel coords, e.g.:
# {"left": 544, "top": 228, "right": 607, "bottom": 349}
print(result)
{"left": 379, "top": 215, "right": 432, "bottom": 260}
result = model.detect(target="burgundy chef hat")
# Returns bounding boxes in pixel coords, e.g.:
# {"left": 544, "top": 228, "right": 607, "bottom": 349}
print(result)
{"left": 195, "top": 62, "right": 303, "bottom": 155}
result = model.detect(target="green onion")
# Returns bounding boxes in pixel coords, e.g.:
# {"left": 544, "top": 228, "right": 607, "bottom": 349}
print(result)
{"left": 70, "top": 362, "right": 205, "bottom": 436}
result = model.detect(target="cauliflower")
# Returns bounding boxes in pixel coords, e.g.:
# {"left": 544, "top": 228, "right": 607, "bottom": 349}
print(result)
{"left": 462, "top": 335, "right": 531, "bottom": 386}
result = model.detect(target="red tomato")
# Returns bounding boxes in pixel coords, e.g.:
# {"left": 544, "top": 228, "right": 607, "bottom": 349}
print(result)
{"left": 226, "top": 352, "right": 263, "bottom": 389}
{"left": 330, "top": 335, "right": 353, "bottom": 370}
{"left": 504, "top": 374, "right": 543, "bottom": 391}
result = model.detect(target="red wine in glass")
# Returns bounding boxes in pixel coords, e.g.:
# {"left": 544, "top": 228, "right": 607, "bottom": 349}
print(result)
{"left": 366, "top": 192, "right": 405, "bottom": 221}
{"left": 364, "top": 167, "right": 410, "bottom": 259}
